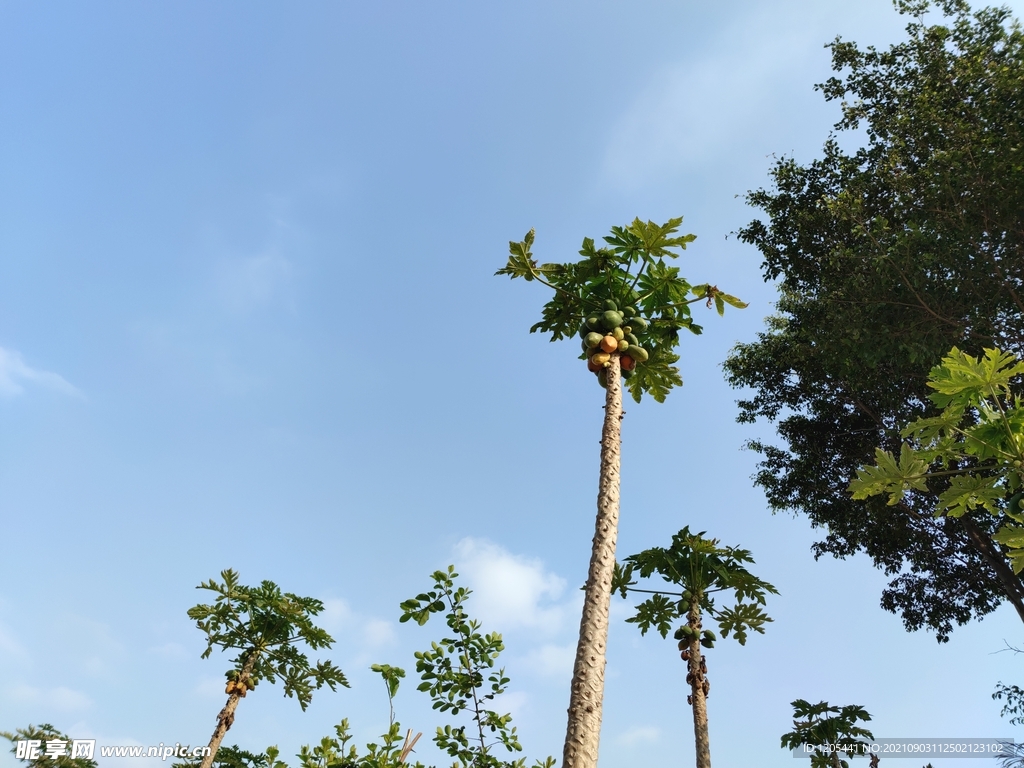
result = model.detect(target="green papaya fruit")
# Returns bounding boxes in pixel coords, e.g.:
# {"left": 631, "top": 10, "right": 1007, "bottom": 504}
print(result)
{"left": 700, "top": 637, "right": 714, "bottom": 649}
{"left": 1009, "top": 491, "right": 1024, "bottom": 514}
{"left": 585, "top": 332, "right": 604, "bottom": 349}
{"left": 702, "top": 630, "right": 716, "bottom": 641}
{"left": 622, "top": 305, "right": 637, "bottom": 318}
{"left": 612, "top": 327, "right": 625, "bottom": 341}
{"left": 617, "top": 339, "right": 630, "bottom": 352}
{"left": 673, "top": 627, "right": 686, "bottom": 641}
{"left": 603, "top": 299, "right": 618, "bottom": 311}
{"left": 627, "top": 345, "right": 649, "bottom": 362}
{"left": 677, "top": 640, "right": 688, "bottom": 651}
{"left": 622, "top": 369, "right": 634, "bottom": 379}
{"left": 625, "top": 333, "right": 639, "bottom": 346}
{"left": 602, "top": 310, "right": 623, "bottom": 330}
{"left": 586, "top": 316, "right": 602, "bottom": 331}
{"left": 598, "top": 369, "right": 608, "bottom": 388}
{"left": 629, "top": 316, "right": 649, "bottom": 331}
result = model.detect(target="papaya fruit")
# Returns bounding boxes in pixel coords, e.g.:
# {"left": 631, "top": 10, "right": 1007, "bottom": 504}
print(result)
{"left": 602, "top": 310, "right": 623, "bottom": 330}
{"left": 591, "top": 352, "right": 611, "bottom": 366}
{"left": 700, "top": 637, "right": 714, "bottom": 649}
{"left": 627, "top": 345, "right": 649, "bottom": 362}
{"left": 599, "top": 336, "right": 618, "bottom": 354}
{"left": 625, "top": 333, "right": 639, "bottom": 346}
{"left": 702, "top": 630, "right": 717, "bottom": 641}
{"left": 622, "top": 369, "right": 634, "bottom": 379}
{"left": 584, "top": 332, "right": 604, "bottom": 349}
{"left": 225, "top": 681, "right": 237, "bottom": 694}
{"left": 617, "top": 339, "right": 630, "bottom": 352}
{"left": 629, "top": 316, "right": 649, "bottom": 331}
{"left": 622, "top": 305, "right": 636, "bottom": 318}
{"left": 587, "top": 357, "right": 602, "bottom": 373}
{"left": 1009, "top": 491, "right": 1024, "bottom": 514}
{"left": 586, "top": 316, "right": 602, "bottom": 331}
{"left": 621, "top": 355, "right": 636, "bottom": 371}
{"left": 612, "top": 327, "right": 625, "bottom": 341}
{"left": 598, "top": 369, "right": 608, "bottom": 388}
{"left": 603, "top": 299, "right": 618, "bottom": 311}
{"left": 673, "top": 627, "right": 686, "bottom": 640}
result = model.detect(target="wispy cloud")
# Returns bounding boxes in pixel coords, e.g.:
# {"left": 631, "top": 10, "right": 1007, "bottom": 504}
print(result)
{"left": 617, "top": 725, "right": 660, "bottom": 746}
{"left": 217, "top": 250, "right": 293, "bottom": 313}
{"left": 0, "top": 346, "right": 82, "bottom": 398}
{"left": 453, "top": 538, "right": 570, "bottom": 634}
{"left": 8, "top": 684, "right": 93, "bottom": 711}
{"left": 601, "top": 7, "right": 825, "bottom": 190}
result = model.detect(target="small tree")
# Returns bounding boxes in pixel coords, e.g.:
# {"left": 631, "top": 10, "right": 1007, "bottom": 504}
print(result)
{"left": 779, "top": 700, "right": 874, "bottom": 768}
{"left": 188, "top": 569, "right": 349, "bottom": 768}
{"left": 498, "top": 217, "right": 744, "bottom": 768}
{"left": 614, "top": 527, "right": 776, "bottom": 768}
{"left": 399, "top": 566, "right": 555, "bottom": 768}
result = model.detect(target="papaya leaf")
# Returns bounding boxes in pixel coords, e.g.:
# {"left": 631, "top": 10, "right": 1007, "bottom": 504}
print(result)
{"left": 936, "top": 474, "right": 1002, "bottom": 517}
{"left": 849, "top": 444, "right": 931, "bottom": 504}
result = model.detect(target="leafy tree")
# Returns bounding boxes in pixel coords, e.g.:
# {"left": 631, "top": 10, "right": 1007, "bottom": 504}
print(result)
{"left": 1, "top": 724, "right": 98, "bottom": 768}
{"left": 614, "top": 527, "right": 776, "bottom": 768}
{"left": 779, "top": 700, "right": 874, "bottom": 768}
{"left": 851, "top": 347, "right": 1024, "bottom": 571}
{"left": 723, "top": 0, "right": 1024, "bottom": 641}
{"left": 497, "top": 217, "right": 744, "bottom": 768}
{"left": 188, "top": 569, "right": 349, "bottom": 768}
{"left": 399, "top": 566, "right": 555, "bottom": 768}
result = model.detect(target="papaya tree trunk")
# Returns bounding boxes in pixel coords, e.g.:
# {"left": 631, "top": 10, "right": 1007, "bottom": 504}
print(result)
{"left": 687, "top": 603, "right": 711, "bottom": 768}
{"left": 200, "top": 655, "right": 257, "bottom": 768}
{"left": 562, "top": 354, "right": 623, "bottom": 768}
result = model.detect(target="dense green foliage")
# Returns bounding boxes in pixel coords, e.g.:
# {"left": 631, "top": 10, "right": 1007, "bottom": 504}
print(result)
{"left": 723, "top": 0, "right": 1024, "bottom": 639}
{"left": 851, "top": 348, "right": 1024, "bottom": 570}
{"left": 779, "top": 700, "right": 874, "bottom": 768}
{"left": 188, "top": 570, "right": 349, "bottom": 709}
{"left": 615, "top": 527, "right": 776, "bottom": 645}
{"left": 498, "top": 217, "right": 745, "bottom": 402}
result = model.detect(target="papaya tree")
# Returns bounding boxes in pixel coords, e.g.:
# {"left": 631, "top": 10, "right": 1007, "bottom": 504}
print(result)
{"left": 779, "top": 700, "right": 874, "bottom": 768}
{"left": 850, "top": 348, "right": 1024, "bottom": 575}
{"left": 613, "top": 527, "right": 776, "bottom": 768}
{"left": 497, "top": 217, "right": 745, "bottom": 768}
{"left": 188, "top": 569, "right": 349, "bottom": 768}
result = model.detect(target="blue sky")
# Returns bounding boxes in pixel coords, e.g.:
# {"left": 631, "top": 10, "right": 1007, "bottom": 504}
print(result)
{"left": 3, "top": 2, "right": 1023, "bottom": 767}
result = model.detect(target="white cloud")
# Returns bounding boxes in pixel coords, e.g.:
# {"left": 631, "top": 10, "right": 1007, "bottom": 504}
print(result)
{"left": 616, "top": 725, "right": 660, "bottom": 746}
{"left": 0, "top": 346, "right": 82, "bottom": 398}
{"left": 148, "top": 642, "right": 188, "bottom": 660}
{"left": 8, "top": 684, "right": 93, "bottom": 711}
{"left": 217, "top": 251, "right": 292, "bottom": 312}
{"left": 520, "top": 643, "right": 576, "bottom": 678}
{"left": 363, "top": 618, "right": 397, "bottom": 649}
{"left": 600, "top": 7, "right": 825, "bottom": 190}
{"left": 453, "top": 538, "right": 569, "bottom": 634}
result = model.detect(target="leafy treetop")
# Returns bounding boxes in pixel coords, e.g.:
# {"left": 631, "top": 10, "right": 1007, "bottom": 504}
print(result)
{"left": 188, "top": 569, "right": 349, "bottom": 710}
{"left": 497, "top": 217, "right": 745, "bottom": 402}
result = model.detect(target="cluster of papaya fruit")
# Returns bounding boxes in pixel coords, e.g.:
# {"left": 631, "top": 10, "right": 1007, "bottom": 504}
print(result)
{"left": 224, "top": 670, "right": 257, "bottom": 697}
{"left": 674, "top": 624, "right": 716, "bottom": 650}
{"left": 579, "top": 300, "right": 650, "bottom": 388}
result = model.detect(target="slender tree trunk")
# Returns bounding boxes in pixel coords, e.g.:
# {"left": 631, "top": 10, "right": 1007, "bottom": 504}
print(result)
{"left": 562, "top": 355, "right": 623, "bottom": 768}
{"left": 686, "top": 602, "right": 711, "bottom": 768}
{"left": 200, "top": 656, "right": 257, "bottom": 768}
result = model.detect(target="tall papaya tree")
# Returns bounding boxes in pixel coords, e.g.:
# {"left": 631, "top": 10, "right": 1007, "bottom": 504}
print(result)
{"left": 497, "top": 217, "right": 745, "bottom": 768}
{"left": 614, "top": 527, "right": 776, "bottom": 768}
{"left": 188, "top": 569, "right": 349, "bottom": 768}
